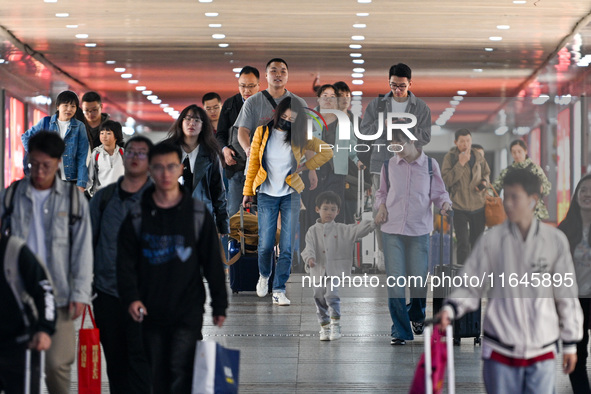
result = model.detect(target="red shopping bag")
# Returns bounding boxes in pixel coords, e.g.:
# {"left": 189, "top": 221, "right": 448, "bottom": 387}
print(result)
{"left": 78, "top": 305, "right": 101, "bottom": 394}
{"left": 409, "top": 325, "right": 448, "bottom": 394}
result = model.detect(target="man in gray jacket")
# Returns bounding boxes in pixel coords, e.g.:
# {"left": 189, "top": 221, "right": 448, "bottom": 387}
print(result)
{"left": 0, "top": 131, "right": 93, "bottom": 394}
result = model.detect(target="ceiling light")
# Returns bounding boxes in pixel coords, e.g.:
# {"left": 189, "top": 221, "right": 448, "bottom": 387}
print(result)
{"left": 218, "top": 43, "right": 229, "bottom": 48}
{"left": 151, "top": 99, "right": 162, "bottom": 104}
{"left": 489, "top": 36, "right": 503, "bottom": 41}
{"left": 352, "top": 73, "right": 363, "bottom": 78}
{"left": 435, "top": 119, "right": 446, "bottom": 126}
{"left": 352, "top": 80, "right": 364, "bottom": 85}
{"left": 457, "top": 90, "right": 467, "bottom": 95}
{"left": 235, "top": 73, "right": 240, "bottom": 78}
{"left": 114, "top": 67, "right": 126, "bottom": 72}
{"left": 453, "top": 96, "right": 464, "bottom": 101}
{"left": 497, "top": 25, "right": 510, "bottom": 30}
{"left": 164, "top": 107, "right": 174, "bottom": 113}
{"left": 209, "top": 24, "right": 222, "bottom": 28}
{"left": 351, "top": 91, "right": 363, "bottom": 96}
{"left": 358, "top": 0, "right": 371, "bottom": 3}
{"left": 485, "top": 47, "right": 494, "bottom": 52}
{"left": 85, "top": 43, "right": 97, "bottom": 47}
{"left": 353, "top": 67, "right": 365, "bottom": 73}
{"left": 199, "top": 0, "right": 213, "bottom": 2}
{"left": 232, "top": 67, "right": 242, "bottom": 72}
{"left": 147, "top": 95, "right": 158, "bottom": 100}
{"left": 106, "top": 60, "right": 116, "bottom": 64}
{"left": 351, "top": 35, "right": 365, "bottom": 41}
{"left": 0, "top": 59, "right": 5, "bottom": 64}
{"left": 224, "top": 52, "right": 233, "bottom": 55}
{"left": 128, "top": 80, "right": 139, "bottom": 84}
{"left": 356, "top": 12, "right": 369, "bottom": 16}
{"left": 205, "top": 12, "right": 218, "bottom": 17}
{"left": 135, "top": 86, "right": 146, "bottom": 91}
{"left": 66, "top": 25, "right": 78, "bottom": 29}
{"left": 121, "top": 73, "right": 132, "bottom": 78}
{"left": 55, "top": 13, "right": 69, "bottom": 17}
{"left": 352, "top": 59, "right": 365, "bottom": 64}
{"left": 44, "top": 0, "right": 58, "bottom": 2}
{"left": 142, "top": 90, "right": 153, "bottom": 95}
{"left": 495, "top": 126, "right": 509, "bottom": 136}
{"left": 212, "top": 34, "right": 225, "bottom": 39}
{"left": 349, "top": 44, "right": 362, "bottom": 49}
{"left": 160, "top": 104, "right": 169, "bottom": 108}
{"left": 350, "top": 53, "right": 362, "bottom": 57}
{"left": 450, "top": 100, "right": 460, "bottom": 106}
{"left": 513, "top": 0, "right": 526, "bottom": 3}
{"left": 75, "top": 34, "right": 89, "bottom": 39}
{"left": 473, "top": 68, "right": 483, "bottom": 72}
{"left": 353, "top": 24, "right": 366, "bottom": 28}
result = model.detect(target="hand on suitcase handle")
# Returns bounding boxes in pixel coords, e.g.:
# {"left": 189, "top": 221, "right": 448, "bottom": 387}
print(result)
{"left": 29, "top": 332, "right": 52, "bottom": 351}
{"left": 439, "top": 203, "right": 453, "bottom": 217}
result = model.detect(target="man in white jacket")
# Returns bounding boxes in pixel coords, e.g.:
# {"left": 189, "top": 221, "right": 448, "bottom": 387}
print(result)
{"left": 438, "top": 168, "right": 583, "bottom": 394}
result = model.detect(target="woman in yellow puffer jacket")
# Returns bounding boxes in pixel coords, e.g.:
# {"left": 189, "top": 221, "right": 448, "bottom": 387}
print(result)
{"left": 242, "top": 97, "right": 332, "bottom": 305}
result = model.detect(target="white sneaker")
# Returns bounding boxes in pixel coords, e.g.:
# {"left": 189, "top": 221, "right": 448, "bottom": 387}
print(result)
{"left": 319, "top": 325, "right": 330, "bottom": 341}
{"left": 329, "top": 322, "right": 342, "bottom": 341}
{"left": 256, "top": 275, "right": 269, "bottom": 297}
{"left": 272, "top": 292, "right": 290, "bottom": 306}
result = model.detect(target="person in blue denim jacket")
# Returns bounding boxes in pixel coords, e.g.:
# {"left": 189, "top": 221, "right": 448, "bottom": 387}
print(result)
{"left": 21, "top": 90, "right": 90, "bottom": 193}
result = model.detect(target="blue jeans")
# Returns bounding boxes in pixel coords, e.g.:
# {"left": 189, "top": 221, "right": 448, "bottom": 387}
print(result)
{"left": 382, "top": 233, "right": 429, "bottom": 340}
{"left": 483, "top": 358, "right": 556, "bottom": 394}
{"left": 257, "top": 192, "right": 300, "bottom": 292}
{"left": 227, "top": 172, "right": 245, "bottom": 218}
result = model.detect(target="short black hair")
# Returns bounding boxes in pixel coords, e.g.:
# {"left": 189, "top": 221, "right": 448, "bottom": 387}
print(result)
{"left": 29, "top": 131, "right": 65, "bottom": 159}
{"left": 388, "top": 63, "right": 412, "bottom": 80}
{"left": 81, "top": 91, "right": 102, "bottom": 104}
{"left": 202, "top": 92, "right": 221, "bottom": 104}
{"left": 316, "top": 84, "right": 336, "bottom": 98}
{"left": 124, "top": 135, "right": 154, "bottom": 151}
{"left": 239, "top": 66, "right": 260, "bottom": 80}
{"left": 55, "top": 90, "right": 80, "bottom": 109}
{"left": 100, "top": 120, "right": 125, "bottom": 146}
{"left": 149, "top": 141, "right": 182, "bottom": 163}
{"left": 503, "top": 168, "right": 541, "bottom": 197}
{"left": 266, "top": 58, "right": 288, "bottom": 70}
{"left": 315, "top": 191, "right": 341, "bottom": 209}
{"left": 333, "top": 81, "right": 351, "bottom": 94}
{"left": 454, "top": 128, "right": 471, "bottom": 141}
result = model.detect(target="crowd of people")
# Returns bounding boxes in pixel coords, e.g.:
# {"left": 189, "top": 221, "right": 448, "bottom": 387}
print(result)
{"left": 0, "top": 56, "right": 589, "bottom": 394}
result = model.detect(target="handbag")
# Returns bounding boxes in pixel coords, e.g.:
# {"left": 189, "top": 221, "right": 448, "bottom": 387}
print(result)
{"left": 77, "top": 305, "right": 101, "bottom": 394}
{"left": 192, "top": 340, "right": 240, "bottom": 394}
{"left": 409, "top": 325, "right": 448, "bottom": 394}
{"left": 485, "top": 187, "right": 506, "bottom": 227}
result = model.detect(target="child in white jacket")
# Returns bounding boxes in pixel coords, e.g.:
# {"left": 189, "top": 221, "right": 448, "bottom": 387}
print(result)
{"left": 88, "top": 120, "right": 125, "bottom": 196}
{"left": 301, "top": 191, "right": 375, "bottom": 341}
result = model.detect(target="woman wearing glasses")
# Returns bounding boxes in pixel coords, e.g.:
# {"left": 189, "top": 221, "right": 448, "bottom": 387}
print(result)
{"left": 165, "top": 104, "right": 228, "bottom": 235}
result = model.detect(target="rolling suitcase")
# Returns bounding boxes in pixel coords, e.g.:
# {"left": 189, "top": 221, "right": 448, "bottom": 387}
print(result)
{"left": 432, "top": 212, "right": 481, "bottom": 345}
{"left": 24, "top": 349, "right": 44, "bottom": 394}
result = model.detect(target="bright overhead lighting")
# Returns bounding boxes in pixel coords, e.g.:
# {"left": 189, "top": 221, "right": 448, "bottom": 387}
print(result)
{"left": 351, "top": 91, "right": 363, "bottom": 96}
{"left": 353, "top": 24, "right": 366, "bottom": 28}
{"left": 128, "top": 80, "right": 139, "bottom": 84}
{"left": 484, "top": 47, "right": 494, "bottom": 52}
{"left": 513, "top": 0, "right": 526, "bottom": 3}
{"left": 473, "top": 68, "right": 483, "bottom": 72}
{"left": 235, "top": 73, "right": 240, "bottom": 78}
{"left": 489, "top": 36, "right": 503, "bottom": 41}
{"left": 349, "top": 44, "right": 362, "bottom": 49}
{"left": 114, "top": 67, "right": 126, "bottom": 72}
{"left": 350, "top": 53, "right": 362, "bottom": 58}
{"left": 121, "top": 73, "right": 132, "bottom": 78}
{"left": 44, "top": 0, "right": 58, "bottom": 2}
{"left": 352, "top": 80, "right": 364, "bottom": 85}
{"left": 142, "top": 90, "right": 153, "bottom": 95}
{"left": 55, "top": 13, "right": 69, "bottom": 17}
{"left": 66, "top": 25, "right": 78, "bottom": 29}
{"left": 353, "top": 67, "right": 365, "bottom": 73}
{"left": 209, "top": 24, "right": 222, "bottom": 28}
{"left": 495, "top": 126, "right": 509, "bottom": 136}
{"left": 457, "top": 90, "right": 467, "bottom": 95}
{"left": 212, "top": 34, "right": 225, "bottom": 39}
{"left": 105, "top": 60, "right": 116, "bottom": 64}
{"left": 164, "top": 107, "right": 174, "bottom": 113}
{"left": 453, "top": 96, "right": 464, "bottom": 101}
{"left": 351, "top": 35, "right": 365, "bottom": 41}
{"left": 496, "top": 25, "right": 510, "bottom": 30}
{"left": 205, "top": 12, "right": 218, "bottom": 17}
{"left": 358, "top": 0, "right": 371, "bottom": 3}
{"left": 353, "top": 59, "right": 365, "bottom": 64}
{"left": 218, "top": 43, "right": 229, "bottom": 48}
{"left": 356, "top": 12, "right": 369, "bottom": 16}
{"left": 0, "top": 59, "right": 5, "bottom": 64}
{"left": 232, "top": 67, "right": 242, "bottom": 72}
{"left": 135, "top": 86, "right": 146, "bottom": 91}
{"left": 199, "top": 0, "right": 213, "bottom": 2}
{"left": 351, "top": 73, "right": 363, "bottom": 78}
{"left": 151, "top": 99, "right": 162, "bottom": 104}
{"left": 75, "top": 34, "right": 89, "bottom": 39}
{"left": 85, "top": 43, "right": 97, "bottom": 48}
{"left": 160, "top": 104, "right": 169, "bottom": 108}
{"left": 147, "top": 95, "right": 158, "bottom": 100}
{"left": 450, "top": 100, "right": 460, "bottom": 106}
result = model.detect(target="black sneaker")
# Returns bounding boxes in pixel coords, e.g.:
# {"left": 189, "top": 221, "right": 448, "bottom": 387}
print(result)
{"left": 412, "top": 321, "right": 425, "bottom": 335}
{"left": 390, "top": 338, "right": 406, "bottom": 346}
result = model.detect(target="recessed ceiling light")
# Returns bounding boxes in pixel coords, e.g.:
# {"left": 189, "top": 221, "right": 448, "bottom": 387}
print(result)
{"left": 135, "top": 86, "right": 146, "bottom": 91}
{"left": 353, "top": 59, "right": 365, "bottom": 64}
{"left": 353, "top": 24, "right": 366, "bottom": 28}
{"left": 352, "top": 91, "right": 363, "bottom": 96}
{"left": 147, "top": 95, "right": 158, "bottom": 100}
{"left": 106, "top": 60, "right": 116, "bottom": 64}
{"left": 489, "top": 36, "right": 503, "bottom": 41}
{"left": 84, "top": 43, "right": 97, "bottom": 47}
{"left": 164, "top": 107, "right": 174, "bottom": 113}
{"left": 55, "top": 13, "right": 69, "bottom": 17}
{"left": 66, "top": 25, "right": 78, "bottom": 29}
{"left": 209, "top": 24, "right": 222, "bottom": 28}
{"left": 352, "top": 73, "right": 364, "bottom": 78}
{"left": 0, "top": 59, "right": 5, "bottom": 64}
{"left": 160, "top": 104, "right": 169, "bottom": 108}
{"left": 457, "top": 90, "right": 468, "bottom": 95}
{"left": 114, "top": 67, "right": 126, "bottom": 72}
{"left": 450, "top": 100, "right": 460, "bottom": 106}
{"left": 199, "top": 0, "right": 212, "bottom": 2}
{"left": 75, "top": 34, "right": 88, "bottom": 39}
{"left": 356, "top": 12, "right": 369, "bottom": 16}
{"left": 151, "top": 99, "right": 162, "bottom": 104}
{"left": 350, "top": 53, "right": 362, "bottom": 58}
{"left": 232, "top": 67, "right": 242, "bottom": 72}
{"left": 121, "top": 73, "right": 132, "bottom": 78}
{"left": 349, "top": 44, "right": 362, "bottom": 49}
{"left": 496, "top": 25, "right": 510, "bottom": 30}
{"left": 352, "top": 80, "right": 364, "bottom": 85}
{"left": 205, "top": 12, "right": 218, "bottom": 17}
{"left": 212, "top": 34, "right": 225, "bottom": 39}
{"left": 218, "top": 43, "right": 229, "bottom": 48}
{"left": 353, "top": 67, "right": 365, "bottom": 73}
{"left": 224, "top": 52, "right": 233, "bottom": 55}
{"left": 473, "top": 68, "right": 483, "bottom": 72}
{"left": 358, "top": 0, "right": 371, "bottom": 3}
{"left": 128, "top": 80, "right": 139, "bottom": 84}
{"left": 484, "top": 47, "right": 494, "bottom": 52}
{"left": 351, "top": 35, "right": 365, "bottom": 41}
{"left": 453, "top": 96, "right": 464, "bottom": 101}
{"left": 142, "top": 90, "right": 153, "bottom": 95}
{"left": 44, "top": 0, "right": 57, "bottom": 2}
{"left": 513, "top": 0, "right": 526, "bottom": 3}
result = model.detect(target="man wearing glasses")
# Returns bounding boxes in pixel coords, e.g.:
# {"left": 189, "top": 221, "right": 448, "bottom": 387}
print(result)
{"left": 89, "top": 135, "right": 154, "bottom": 394}
{"left": 216, "top": 65, "right": 260, "bottom": 216}
{"left": 81, "top": 91, "right": 110, "bottom": 150}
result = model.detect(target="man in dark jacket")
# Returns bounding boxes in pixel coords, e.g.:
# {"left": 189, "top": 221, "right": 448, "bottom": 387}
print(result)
{"left": 90, "top": 135, "right": 154, "bottom": 394}
{"left": 81, "top": 91, "right": 110, "bottom": 149}
{"left": 0, "top": 233, "right": 56, "bottom": 394}
{"left": 117, "top": 141, "right": 228, "bottom": 394}
{"left": 216, "top": 65, "right": 260, "bottom": 216}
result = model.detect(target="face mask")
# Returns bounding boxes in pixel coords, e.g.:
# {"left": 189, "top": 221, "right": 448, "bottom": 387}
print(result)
{"left": 276, "top": 118, "right": 291, "bottom": 132}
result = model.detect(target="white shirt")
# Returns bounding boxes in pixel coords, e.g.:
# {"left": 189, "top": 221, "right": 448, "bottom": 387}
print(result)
{"left": 391, "top": 98, "right": 408, "bottom": 114}
{"left": 27, "top": 187, "right": 51, "bottom": 265}
{"left": 57, "top": 120, "right": 69, "bottom": 181}
{"left": 181, "top": 146, "right": 200, "bottom": 173}
{"left": 259, "top": 129, "right": 293, "bottom": 197}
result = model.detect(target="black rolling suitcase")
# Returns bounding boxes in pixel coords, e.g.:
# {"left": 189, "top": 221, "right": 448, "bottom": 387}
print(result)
{"left": 24, "top": 349, "right": 44, "bottom": 394}
{"left": 432, "top": 212, "right": 481, "bottom": 345}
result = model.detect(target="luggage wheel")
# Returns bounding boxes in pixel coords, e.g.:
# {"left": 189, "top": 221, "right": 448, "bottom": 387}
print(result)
{"left": 453, "top": 337, "right": 461, "bottom": 346}
{"left": 474, "top": 337, "right": 481, "bottom": 345}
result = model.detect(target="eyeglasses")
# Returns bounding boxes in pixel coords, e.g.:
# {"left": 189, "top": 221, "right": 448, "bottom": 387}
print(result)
{"left": 124, "top": 150, "right": 148, "bottom": 159}
{"left": 183, "top": 116, "right": 202, "bottom": 123}
{"left": 82, "top": 107, "right": 100, "bottom": 115}
{"left": 150, "top": 163, "right": 181, "bottom": 174}
{"left": 389, "top": 83, "right": 408, "bottom": 91}
{"left": 28, "top": 161, "right": 55, "bottom": 172}
{"left": 239, "top": 84, "right": 259, "bottom": 89}
{"left": 205, "top": 106, "right": 220, "bottom": 112}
